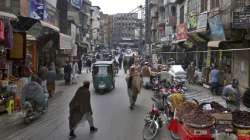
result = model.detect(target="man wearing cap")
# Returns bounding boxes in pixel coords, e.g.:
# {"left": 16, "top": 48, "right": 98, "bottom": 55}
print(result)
{"left": 222, "top": 79, "right": 241, "bottom": 111}
{"left": 69, "top": 81, "right": 97, "bottom": 138}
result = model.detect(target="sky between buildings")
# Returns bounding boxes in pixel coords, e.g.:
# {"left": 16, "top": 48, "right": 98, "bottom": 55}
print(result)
{"left": 91, "top": 0, "right": 144, "bottom": 14}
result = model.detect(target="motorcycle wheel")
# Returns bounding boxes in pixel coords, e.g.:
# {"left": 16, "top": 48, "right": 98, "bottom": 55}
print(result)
{"left": 143, "top": 120, "right": 159, "bottom": 140}
{"left": 170, "top": 130, "right": 180, "bottom": 140}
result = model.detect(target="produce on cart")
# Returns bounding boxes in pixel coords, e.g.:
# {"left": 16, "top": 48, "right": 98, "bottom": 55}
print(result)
{"left": 233, "top": 110, "right": 250, "bottom": 139}
{"left": 182, "top": 108, "right": 215, "bottom": 127}
{"left": 233, "top": 111, "right": 250, "bottom": 127}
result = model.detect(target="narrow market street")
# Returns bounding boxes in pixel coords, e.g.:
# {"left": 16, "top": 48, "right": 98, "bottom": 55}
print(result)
{"left": 1, "top": 68, "right": 249, "bottom": 140}
{"left": 0, "top": 70, "right": 168, "bottom": 140}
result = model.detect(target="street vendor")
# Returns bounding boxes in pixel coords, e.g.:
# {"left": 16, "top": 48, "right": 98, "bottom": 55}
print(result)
{"left": 222, "top": 79, "right": 241, "bottom": 111}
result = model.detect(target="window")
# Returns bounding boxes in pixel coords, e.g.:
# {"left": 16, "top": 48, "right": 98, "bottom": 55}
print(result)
{"left": 211, "top": 0, "right": 219, "bottom": 9}
{"left": 201, "top": 0, "right": 207, "bottom": 12}
{"left": 236, "top": 0, "right": 246, "bottom": 7}
{"left": 180, "top": 6, "right": 184, "bottom": 24}
{"left": 171, "top": 6, "right": 176, "bottom": 16}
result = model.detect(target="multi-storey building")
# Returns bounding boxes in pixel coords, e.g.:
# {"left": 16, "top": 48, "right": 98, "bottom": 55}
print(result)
{"left": 90, "top": 6, "right": 101, "bottom": 51}
{"left": 102, "top": 14, "right": 113, "bottom": 48}
{"left": 112, "top": 13, "right": 139, "bottom": 47}
{"left": 156, "top": 0, "right": 250, "bottom": 92}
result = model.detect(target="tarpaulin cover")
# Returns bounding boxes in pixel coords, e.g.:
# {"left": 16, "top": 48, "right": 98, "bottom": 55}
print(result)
{"left": 21, "top": 82, "right": 46, "bottom": 108}
{"left": 0, "top": 20, "right": 5, "bottom": 41}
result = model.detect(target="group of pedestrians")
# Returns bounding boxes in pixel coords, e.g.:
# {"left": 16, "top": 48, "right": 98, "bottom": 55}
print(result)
{"left": 64, "top": 59, "right": 83, "bottom": 85}
{"left": 185, "top": 60, "right": 241, "bottom": 111}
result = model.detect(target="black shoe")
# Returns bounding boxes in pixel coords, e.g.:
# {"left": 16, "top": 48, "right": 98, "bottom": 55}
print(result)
{"left": 90, "top": 127, "right": 98, "bottom": 133}
{"left": 129, "top": 105, "right": 134, "bottom": 110}
{"left": 69, "top": 130, "right": 76, "bottom": 138}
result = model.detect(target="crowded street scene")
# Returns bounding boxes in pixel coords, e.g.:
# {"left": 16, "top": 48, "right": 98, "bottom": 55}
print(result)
{"left": 1, "top": 0, "right": 250, "bottom": 140}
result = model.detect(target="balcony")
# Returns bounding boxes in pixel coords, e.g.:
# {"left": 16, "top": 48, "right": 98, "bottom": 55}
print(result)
{"left": 164, "top": 0, "right": 176, "bottom": 6}
{"left": 175, "top": 0, "right": 185, "bottom": 4}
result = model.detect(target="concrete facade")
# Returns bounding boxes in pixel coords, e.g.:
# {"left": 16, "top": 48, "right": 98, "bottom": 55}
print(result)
{"left": 112, "top": 13, "right": 139, "bottom": 44}
{"left": 102, "top": 14, "right": 113, "bottom": 48}
{"left": 90, "top": 6, "right": 101, "bottom": 51}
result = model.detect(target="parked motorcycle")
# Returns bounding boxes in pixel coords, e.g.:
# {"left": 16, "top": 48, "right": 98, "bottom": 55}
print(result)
{"left": 143, "top": 97, "right": 170, "bottom": 140}
{"left": 21, "top": 81, "right": 49, "bottom": 124}
{"left": 23, "top": 98, "right": 47, "bottom": 124}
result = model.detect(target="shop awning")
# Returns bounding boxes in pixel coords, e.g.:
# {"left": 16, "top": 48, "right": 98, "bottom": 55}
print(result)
{"left": 11, "top": 16, "right": 38, "bottom": 31}
{"left": 0, "top": 11, "right": 17, "bottom": 19}
{"left": 11, "top": 16, "right": 59, "bottom": 32}
{"left": 207, "top": 41, "right": 223, "bottom": 48}
{"left": 40, "top": 21, "right": 60, "bottom": 32}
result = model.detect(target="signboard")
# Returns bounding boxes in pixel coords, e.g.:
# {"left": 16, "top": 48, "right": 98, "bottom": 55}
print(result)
{"left": 60, "top": 33, "right": 72, "bottom": 50}
{"left": 209, "top": 16, "right": 225, "bottom": 41}
{"left": 176, "top": 24, "right": 188, "bottom": 40}
{"left": 232, "top": 11, "right": 250, "bottom": 29}
{"left": 71, "top": 23, "right": 76, "bottom": 44}
{"left": 29, "top": 0, "right": 45, "bottom": 20}
{"left": 20, "top": 0, "right": 30, "bottom": 17}
{"left": 197, "top": 12, "right": 207, "bottom": 30}
{"left": 187, "top": 12, "right": 197, "bottom": 31}
{"left": 71, "top": 0, "right": 82, "bottom": 9}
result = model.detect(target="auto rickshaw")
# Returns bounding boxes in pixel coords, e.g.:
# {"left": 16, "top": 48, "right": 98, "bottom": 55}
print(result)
{"left": 92, "top": 61, "right": 115, "bottom": 93}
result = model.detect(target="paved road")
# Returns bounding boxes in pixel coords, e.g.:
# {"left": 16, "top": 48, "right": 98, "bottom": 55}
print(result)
{"left": 1, "top": 69, "right": 248, "bottom": 140}
{"left": 0, "top": 70, "right": 173, "bottom": 140}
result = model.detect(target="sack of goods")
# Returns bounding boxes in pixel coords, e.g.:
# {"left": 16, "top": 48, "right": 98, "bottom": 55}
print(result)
{"left": 243, "top": 88, "right": 250, "bottom": 108}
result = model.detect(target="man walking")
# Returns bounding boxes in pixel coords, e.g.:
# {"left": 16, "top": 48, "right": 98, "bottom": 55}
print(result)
{"left": 210, "top": 65, "right": 220, "bottom": 95}
{"left": 126, "top": 61, "right": 142, "bottom": 110}
{"left": 69, "top": 81, "right": 97, "bottom": 138}
{"left": 64, "top": 61, "right": 72, "bottom": 85}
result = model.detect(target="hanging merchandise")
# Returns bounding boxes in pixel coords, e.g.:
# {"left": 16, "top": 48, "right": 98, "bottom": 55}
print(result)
{"left": 5, "top": 20, "right": 13, "bottom": 49}
{"left": 0, "top": 20, "right": 5, "bottom": 42}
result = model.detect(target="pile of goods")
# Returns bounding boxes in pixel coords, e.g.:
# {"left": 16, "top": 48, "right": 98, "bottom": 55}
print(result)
{"left": 169, "top": 93, "right": 185, "bottom": 111}
{"left": 233, "top": 111, "right": 250, "bottom": 127}
{"left": 176, "top": 101, "right": 198, "bottom": 118}
{"left": 176, "top": 101, "right": 215, "bottom": 127}
{"left": 182, "top": 108, "right": 215, "bottom": 127}
{"left": 208, "top": 101, "right": 228, "bottom": 113}
{"left": 243, "top": 89, "right": 250, "bottom": 108}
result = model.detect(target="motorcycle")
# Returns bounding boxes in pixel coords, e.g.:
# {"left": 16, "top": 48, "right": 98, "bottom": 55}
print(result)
{"left": 23, "top": 99, "right": 47, "bottom": 123}
{"left": 143, "top": 97, "right": 170, "bottom": 140}
{"left": 22, "top": 84, "right": 49, "bottom": 124}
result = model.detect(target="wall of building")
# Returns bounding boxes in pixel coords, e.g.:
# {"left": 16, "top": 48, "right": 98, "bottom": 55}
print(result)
{"left": 232, "top": 49, "right": 250, "bottom": 93}
{"left": 112, "top": 13, "right": 138, "bottom": 43}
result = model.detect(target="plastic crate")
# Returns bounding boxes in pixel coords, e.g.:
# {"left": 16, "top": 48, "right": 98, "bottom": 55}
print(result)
{"left": 238, "top": 135, "right": 250, "bottom": 140}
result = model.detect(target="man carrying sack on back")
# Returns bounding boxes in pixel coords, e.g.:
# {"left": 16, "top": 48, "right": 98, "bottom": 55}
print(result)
{"left": 126, "top": 59, "right": 142, "bottom": 110}
{"left": 68, "top": 81, "right": 98, "bottom": 138}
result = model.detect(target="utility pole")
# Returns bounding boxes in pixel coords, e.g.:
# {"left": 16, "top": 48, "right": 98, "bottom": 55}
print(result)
{"left": 145, "top": 0, "right": 151, "bottom": 55}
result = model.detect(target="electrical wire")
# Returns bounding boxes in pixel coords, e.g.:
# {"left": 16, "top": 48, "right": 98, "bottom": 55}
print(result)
{"left": 157, "top": 47, "right": 250, "bottom": 54}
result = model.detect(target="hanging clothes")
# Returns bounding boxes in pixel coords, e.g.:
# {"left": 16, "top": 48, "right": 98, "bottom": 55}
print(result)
{"left": 0, "top": 20, "right": 5, "bottom": 42}
{"left": 5, "top": 20, "right": 13, "bottom": 49}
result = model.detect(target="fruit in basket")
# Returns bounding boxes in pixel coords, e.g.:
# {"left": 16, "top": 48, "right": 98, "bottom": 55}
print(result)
{"left": 233, "top": 111, "right": 250, "bottom": 127}
{"left": 182, "top": 108, "right": 215, "bottom": 127}
{"left": 176, "top": 101, "right": 198, "bottom": 119}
